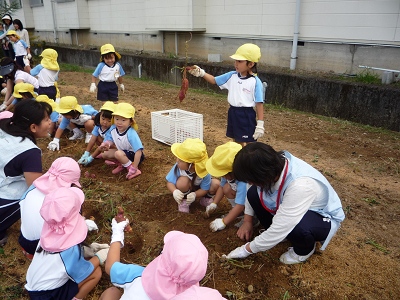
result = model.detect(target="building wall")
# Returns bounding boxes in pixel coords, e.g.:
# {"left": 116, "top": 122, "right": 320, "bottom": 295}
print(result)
{"left": 19, "top": 0, "right": 400, "bottom": 74}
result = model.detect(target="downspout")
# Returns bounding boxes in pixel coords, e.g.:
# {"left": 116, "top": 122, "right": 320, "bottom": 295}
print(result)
{"left": 175, "top": 32, "right": 178, "bottom": 56}
{"left": 290, "top": 0, "right": 301, "bottom": 70}
{"left": 50, "top": 0, "right": 58, "bottom": 43}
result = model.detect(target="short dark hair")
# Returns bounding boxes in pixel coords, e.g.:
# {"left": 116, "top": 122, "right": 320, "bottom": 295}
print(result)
{"left": 94, "top": 109, "right": 113, "bottom": 126}
{"left": 0, "top": 100, "right": 52, "bottom": 144}
{"left": 233, "top": 142, "right": 286, "bottom": 192}
{"left": 102, "top": 52, "right": 119, "bottom": 63}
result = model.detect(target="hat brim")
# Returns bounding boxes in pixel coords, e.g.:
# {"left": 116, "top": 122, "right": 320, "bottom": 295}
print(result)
{"left": 0, "top": 63, "right": 14, "bottom": 76}
{"left": 56, "top": 104, "right": 83, "bottom": 114}
{"left": 230, "top": 54, "right": 248, "bottom": 61}
{"left": 205, "top": 158, "right": 229, "bottom": 178}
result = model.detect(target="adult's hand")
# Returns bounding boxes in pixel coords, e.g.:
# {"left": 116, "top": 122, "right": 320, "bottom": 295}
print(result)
{"left": 226, "top": 243, "right": 252, "bottom": 259}
{"left": 236, "top": 219, "right": 253, "bottom": 242}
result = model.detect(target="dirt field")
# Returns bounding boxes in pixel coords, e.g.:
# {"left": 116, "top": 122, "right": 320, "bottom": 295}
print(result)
{"left": 1, "top": 70, "right": 399, "bottom": 300}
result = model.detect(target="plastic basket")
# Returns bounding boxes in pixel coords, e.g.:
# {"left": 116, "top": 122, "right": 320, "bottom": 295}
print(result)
{"left": 151, "top": 109, "right": 203, "bottom": 145}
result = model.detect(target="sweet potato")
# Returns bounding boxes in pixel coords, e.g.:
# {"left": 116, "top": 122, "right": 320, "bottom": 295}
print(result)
{"left": 116, "top": 206, "right": 132, "bottom": 232}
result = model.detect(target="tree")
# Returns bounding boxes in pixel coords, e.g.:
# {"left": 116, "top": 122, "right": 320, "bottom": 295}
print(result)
{"left": 0, "top": 0, "right": 21, "bottom": 18}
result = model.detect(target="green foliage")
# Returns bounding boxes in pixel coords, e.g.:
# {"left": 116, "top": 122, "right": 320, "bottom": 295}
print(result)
{"left": 355, "top": 69, "right": 380, "bottom": 84}
{"left": 0, "top": 1, "right": 21, "bottom": 17}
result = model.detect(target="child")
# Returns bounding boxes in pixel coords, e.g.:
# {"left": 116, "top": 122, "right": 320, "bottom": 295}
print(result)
{"left": 166, "top": 138, "right": 219, "bottom": 213}
{"left": 205, "top": 142, "right": 253, "bottom": 232}
{"left": 47, "top": 96, "right": 98, "bottom": 151}
{"left": 188, "top": 43, "right": 265, "bottom": 146}
{"left": 78, "top": 101, "right": 116, "bottom": 166}
{"left": 99, "top": 226, "right": 209, "bottom": 300}
{"left": 19, "top": 157, "right": 81, "bottom": 259}
{"left": 25, "top": 187, "right": 107, "bottom": 299}
{"left": 30, "top": 48, "right": 59, "bottom": 100}
{"left": 89, "top": 43, "right": 125, "bottom": 102}
{"left": 6, "top": 30, "right": 31, "bottom": 72}
{"left": 6, "top": 82, "right": 35, "bottom": 111}
{"left": 35, "top": 94, "right": 60, "bottom": 136}
{"left": 99, "top": 102, "right": 144, "bottom": 179}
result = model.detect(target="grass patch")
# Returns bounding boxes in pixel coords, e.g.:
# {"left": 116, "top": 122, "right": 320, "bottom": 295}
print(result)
{"left": 59, "top": 63, "right": 93, "bottom": 73}
{"left": 361, "top": 197, "right": 379, "bottom": 206}
{"left": 365, "top": 239, "right": 390, "bottom": 254}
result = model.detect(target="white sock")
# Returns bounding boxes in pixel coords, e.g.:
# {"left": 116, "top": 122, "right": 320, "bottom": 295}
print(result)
{"left": 122, "top": 161, "right": 132, "bottom": 168}
{"left": 73, "top": 128, "right": 81, "bottom": 134}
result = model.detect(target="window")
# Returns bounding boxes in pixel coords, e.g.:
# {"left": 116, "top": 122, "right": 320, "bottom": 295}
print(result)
{"left": 54, "top": 0, "right": 75, "bottom": 2}
{"left": 29, "top": 0, "right": 43, "bottom": 7}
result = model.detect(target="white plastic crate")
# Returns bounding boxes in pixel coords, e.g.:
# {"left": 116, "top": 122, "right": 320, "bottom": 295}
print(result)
{"left": 151, "top": 109, "right": 203, "bottom": 145}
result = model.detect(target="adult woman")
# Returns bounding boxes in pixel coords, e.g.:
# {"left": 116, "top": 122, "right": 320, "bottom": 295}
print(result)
{"left": 0, "top": 57, "right": 39, "bottom": 111}
{"left": 226, "top": 142, "right": 345, "bottom": 264}
{"left": 0, "top": 14, "right": 15, "bottom": 59}
{"left": 0, "top": 100, "right": 52, "bottom": 246}
{"left": 12, "top": 19, "right": 30, "bottom": 50}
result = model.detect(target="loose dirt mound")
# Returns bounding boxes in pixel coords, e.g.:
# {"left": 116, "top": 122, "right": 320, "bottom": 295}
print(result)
{"left": 1, "top": 71, "right": 399, "bottom": 299}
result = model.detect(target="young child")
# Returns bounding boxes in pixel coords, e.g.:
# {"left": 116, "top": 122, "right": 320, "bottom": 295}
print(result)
{"left": 25, "top": 187, "right": 107, "bottom": 300}
{"left": 99, "top": 226, "right": 209, "bottom": 300}
{"left": 47, "top": 96, "right": 98, "bottom": 151}
{"left": 30, "top": 48, "right": 59, "bottom": 99}
{"left": 99, "top": 102, "right": 144, "bottom": 179}
{"left": 6, "top": 30, "right": 31, "bottom": 72}
{"left": 89, "top": 44, "right": 125, "bottom": 102}
{"left": 35, "top": 94, "right": 60, "bottom": 136}
{"left": 205, "top": 142, "right": 252, "bottom": 232}
{"left": 19, "top": 157, "right": 81, "bottom": 259}
{"left": 6, "top": 82, "right": 36, "bottom": 111}
{"left": 78, "top": 101, "right": 116, "bottom": 166}
{"left": 166, "top": 138, "right": 219, "bottom": 213}
{"left": 188, "top": 43, "right": 265, "bottom": 146}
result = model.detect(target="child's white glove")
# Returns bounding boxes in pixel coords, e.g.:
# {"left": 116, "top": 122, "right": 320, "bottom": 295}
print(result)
{"left": 210, "top": 218, "right": 226, "bottom": 232}
{"left": 27, "top": 53, "right": 32, "bottom": 60}
{"left": 85, "top": 219, "right": 98, "bottom": 231}
{"left": 188, "top": 65, "right": 205, "bottom": 77}
{"left": 78, "top": 114, "right": 92, "bottom": 124}
{"left": 89, "top": 82, "right": 97, "bottom": 93}
{"left": 205, "top": 203, "right": 217, "bottom": 217}
{"left": 173, "top": 189, "right": 184, "bottom": 204}
{"left": 111, "top": 217, "right": 129, "bottom": 247}
{"left": 186, "top": 192, "right": 197, "bottom": 204}
{"left": 0, "top": 88, "right": 7, "bottom": 96}
{"left": 119, "top": 84, "right": 125, "bottom": 92}
{"left": 95, "top": 248, "right": 109, "bottom": 266}
{"left": 0, "top": 103, "right": 7, "bottom": 111}
{"left": 253, "top": 120, "right": 265, "bottom": 140}
{"left": 90, "top": 243, "right": 110, "bottom": 252}
{"left": 226, "top": 243, "right": 252, "bottom": 259}
{"left": 47, "top": 138, "right": 60, "bottom": 151}
{"left": 23, "top": 56, "right": 30, "bottom": 66}
{"left": 78, "top": 151, "right": 90, "bottom": 164}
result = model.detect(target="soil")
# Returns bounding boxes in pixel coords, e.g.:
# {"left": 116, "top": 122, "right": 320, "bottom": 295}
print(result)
{"left": 1, "top": 71, "right": 399, "bottom": 300}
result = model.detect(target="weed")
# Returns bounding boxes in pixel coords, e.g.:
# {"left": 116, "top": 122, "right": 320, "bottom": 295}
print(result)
{"left": 365, "top": 239, "right": 389, "bottom": 254}
{"left": 312, "top": 154, "right": 319, "bottom": 163}
{"left": 344, "top": 205, "right": 352, "bottom": 214}
{"left": 361, "top": 197, "right": 379, "bottom": 206}
{"left": 355, "top": 70, "right": 380, "bottom": 84}
{"left": 59, "top": 63, "right": 93, "bottom": 73}
{"left": 282, "top": 290, "right": 290, "bottom": 300}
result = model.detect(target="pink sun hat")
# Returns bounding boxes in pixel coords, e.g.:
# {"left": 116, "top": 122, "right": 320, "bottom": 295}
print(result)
{"left": 0, "top": 111, "right": 13, "bottom": 119}
{"left": 171, "top": 285, "right": 227, "bottom": 300}
{"left": 34, "top": 157, "right": 81, "bottom": 194}
{"left": 142, "top": 231, "right": 208, "bottom": 299}
{"left": 39, "top": 187, "right": 87, "bottom": 252}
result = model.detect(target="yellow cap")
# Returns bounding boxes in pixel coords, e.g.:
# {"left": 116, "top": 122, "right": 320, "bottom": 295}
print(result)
{"left": 36, "top": 94, "right": 58, "bottom": 111}
{"left": 206, "top": 142, "right": 242, "bottom": 177}
{"left": 230, "top": 43, "right": 261, "bottom": 63}
{"left": 40, "top": 48, "right": 59, "bottom": 71}
{"left": 6, "top": 30, "right": 19, "bottom": 39}
{"left": 171, "top": 138, "right": 208, "bottom": 178}
{"left": 18, "top": 82, "right": 35, "bottom": 95}
{"left": 56, "top": 96, "right": 83, "bottom": 114}
{"left": 100, "top": 101, "right": 116, "bottom": 112}
{"left": 100, "top": 44, "right": 121, "bottom": 60}
{"left": 12, "top": 82, "right": 24, "bottom": 98}
{"left": 112, "top": 102, "right": 138, "bottom": 130}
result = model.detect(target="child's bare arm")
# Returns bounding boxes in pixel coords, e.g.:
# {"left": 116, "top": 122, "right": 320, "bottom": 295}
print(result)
{"left": 222, "top": 204, "right": 244, "bottom": 226}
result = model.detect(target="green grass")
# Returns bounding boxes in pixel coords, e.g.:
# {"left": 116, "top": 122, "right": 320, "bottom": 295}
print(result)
{"left": 365, "top": 239, "right": 390, "bottom": 254}
{"left": 59, "top": 63, "right": 93, "bottom": 73}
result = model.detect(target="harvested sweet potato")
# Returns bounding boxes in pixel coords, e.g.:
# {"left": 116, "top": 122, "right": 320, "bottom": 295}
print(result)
{"left": 116, "top": 206, "right": 132, "bottom": 232}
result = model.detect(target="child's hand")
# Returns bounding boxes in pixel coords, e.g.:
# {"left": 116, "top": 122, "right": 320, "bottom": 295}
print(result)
{"left": 253, "top": 120, "right": 265, "bottom": 140}
{"left": 186, "top": 192, "right": 197, "bottom": 204}
{"left": 111, "top": 217, "right": 129, "bottom": 247}
{"left": 78, "top": 151, "right": 90, "bottom": 164}
{"left": 89, "top": 82, "right": 97, "bottom": 93}
{"left": 210, "top": 218, "right": 226, "bottom": 232}
{"left": 173, "top": 189, "right": 184, "bottom": 204}
{"left": 95, "top": 248, "right": 109, "bottom": 266}
{"left": 47, "top": 138, "right": 60, "bottom": 151}
{"left": 27, "top": 53, "right": 32, "bottom": 60}
{"left": 188, "top": 65, "right": 206, "bottom": 77}
{"left": 100, "top": 141, "right": 111, "bottom": 151}
{"left": 83, "top": 156, "right": 94, "bottom": 166}
{"left": 205, "top": 203, "right": 217, "bottom": 218}
{"left": 119, "top": 84, "right": 125, "bottom": 92}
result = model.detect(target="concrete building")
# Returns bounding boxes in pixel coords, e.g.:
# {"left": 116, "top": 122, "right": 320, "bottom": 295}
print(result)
{"left": 10, "top": 0, "right": 400, "bottom": 74}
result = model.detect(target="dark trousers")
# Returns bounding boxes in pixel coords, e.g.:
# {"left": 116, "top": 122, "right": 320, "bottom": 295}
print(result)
{"left": 247, "top": 185, "right": 331, "bottom": 255}
{"left": 0, "top": 199, "right": 20, "bottom": 240}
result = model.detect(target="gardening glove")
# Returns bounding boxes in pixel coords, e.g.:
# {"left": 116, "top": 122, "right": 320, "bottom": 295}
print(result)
{"left": 23, "top": 56, "right": 30, "bottom": 66}
{"left": 186, "top": 192, "right": 197, "bottom": 204}
{"left": 85, "top": 219, "right": 99, "bottom": 231}
{"left": 119, "top": 83, "right": 125, "bottom": 92}
{"left": 83, "top": 156, "right": 94, "bottom": 166}
{"left": 111, "top": 217, "right": 129, "bottom": 247}
{"left": 78, "top": 151, "right": 90, "bottom": 164}
{"left": 188, "top": 65, "right": 205, "bottom": 78}
{"left": 0, "top": 103, "right": 6, "bottom": 112}
{"left": 205, "top": 203, "right": 217, "bottom": 217}
{"left": 89, "top": 82, "right": 97, "bottom": 93}
{"left": 82, "top": 245, "right": 95, "bottom": 259}
{"left": 210, "top": 218, "right": 226, "bottom": 232}
{"left": 47, "top": 138, "right": 60, "bottom": 151}
{"left": 78, "top": 114, "right": 92, "bottom": 124}
{"left": 226, "top": 243, "right": 252, "bottom": 259}
{"left": 0, "top": 88, "right": 7, "bottom": 96}
{"left": 253, "top": 120, "right": 265, "bottom": 140}
{"left": 90, "top": 243, "right": 110, "bottom": 252}
{"left": 27, "top": 53, "right": 32, "bottom": 60}
{"left": 95, "top": 248, "right": 109, "bottom": 266}
{"left": 173, "top": 189, "right": 184, "bottom": 204}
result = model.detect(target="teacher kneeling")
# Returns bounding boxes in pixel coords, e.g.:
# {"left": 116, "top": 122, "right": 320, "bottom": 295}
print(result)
{"left": 0, "top": 100, "right": 52, "bottom": 246}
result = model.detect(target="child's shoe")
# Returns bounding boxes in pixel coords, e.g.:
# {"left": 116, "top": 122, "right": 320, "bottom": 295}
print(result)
{"left": 69, "top": 130, "right": 84, "bottom": 140}
{"left": 178, "top": 200, "right": 190, "bottom": 213}
{"left": 85, "top": 133, "right": 92, "bottom": 144}
{"left": 112, "top": 164, "right": 124, "bottom": 174}
{"left": 200, "top": 196, "right": 214, "bottom": 207}
{"left": 126, "top": 165, "right": 141, "bottom": 180}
